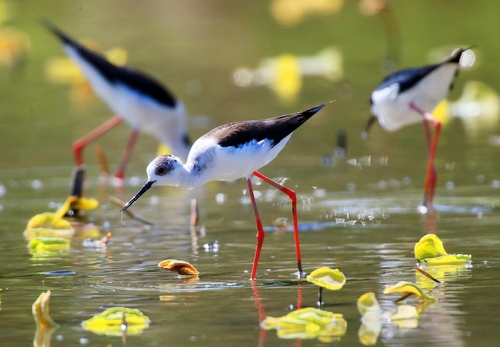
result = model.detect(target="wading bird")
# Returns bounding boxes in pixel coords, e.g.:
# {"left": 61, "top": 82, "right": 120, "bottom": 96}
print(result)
{"left": 121, "top": 103, "right": 329, "bottom": 279}
{"left": 42, "top": 21, "right": 191, "bottom": 184}
{"left": 363, "top": 48, "right": 470, "bottom": 209}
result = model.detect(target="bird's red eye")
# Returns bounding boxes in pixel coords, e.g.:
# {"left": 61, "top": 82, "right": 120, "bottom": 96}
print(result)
{"left": 156, "top": 167, "right": 167, "bottom": 175}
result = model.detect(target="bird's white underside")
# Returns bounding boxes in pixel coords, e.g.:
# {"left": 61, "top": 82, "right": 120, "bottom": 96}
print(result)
{"left": 371, "top": 63, "right": 459, "bottom": 131}
{"left": 148, "top": 134, "right": 293, "bottom": 189}
{"left": 64, "top": 45, "right": 190, "bottom": 161}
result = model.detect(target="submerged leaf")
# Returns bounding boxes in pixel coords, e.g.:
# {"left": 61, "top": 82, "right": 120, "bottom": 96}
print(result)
{"left": 32, "top": 291, "right": 57, "bottom": 328}
{"left": 387, "top": 305, "right": 419, "bottom": 321}
{"left": 158, "top": 259, "right": 199, "bottom": 276}
{"left": 262, "top": 307, "right": 347, "bottom": 341}
{"left": 383, "top": 281, "right": 437, "bottom": 302}
{"left": 306, "top": 267, "right": 346, "bottom": 290}
{"left": 82, "top": 307, "right": 150, "bottom": 336}
{"left": 414, "top": 234, "right": 448, "bottom": 261}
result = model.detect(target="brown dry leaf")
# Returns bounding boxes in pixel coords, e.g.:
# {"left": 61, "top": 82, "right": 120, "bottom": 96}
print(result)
{"left": 158, "top": 259, "right": 199, "bottom": 276}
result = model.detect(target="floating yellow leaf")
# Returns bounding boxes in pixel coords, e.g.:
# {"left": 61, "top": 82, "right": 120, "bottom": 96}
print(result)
{"left": 56, "top": 195, "right": 99, "bottom": 218}
{"left": 82, "top": 307, "right": 150, "bottom": 336}
{"left": 0, "top": 27, "right": 30, "bottom": 66}
{"left": 420, "top": 254, "right": 471, "bottom": 265}
{"left": 432, "top": 99, "right": 451, "bottom": 125}
{"left": 32, "top": 291, "right": 57, "bottom": 328}
{"left": 271, "top": 0, "right": 344, "bottom": 26}
{"left": 383, "top": 281, "right": 437, "bottom": 302}
{"left": 357, "top": 292, "right": 381, "bottom": 317}
{"left": 414, "top": 234, "right": 471, "bottom": 264}
{"left": 306, "top": 267, "right": 346, "bottom": 290}
{"left": 262, "top": 307, "right": 347, "bottom": 341}
{"left": 158, "top": 259, "right": 199, "bottom": 276}
{"left": 26, "top": 212, "right": 73, "bottom": 230}
{"left": 414, "top": 234, "right": 448, "bottom": 261}
{"left": 157, "top": 143, "right": 173, "bottom": 156}
{"left": 24, "top": 212, "right": 75, "bottom": 240}
{"left": 29, "top": 237, "right": 70, "bottom": 252}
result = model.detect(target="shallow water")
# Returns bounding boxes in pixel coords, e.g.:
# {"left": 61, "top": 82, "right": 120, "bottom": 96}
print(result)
{"left": 2, "top": 1, "right": 500, "bottom": 346}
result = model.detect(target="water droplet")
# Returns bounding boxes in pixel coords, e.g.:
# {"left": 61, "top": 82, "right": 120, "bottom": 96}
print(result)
{"left": 149, "top": 195, "right": 160, "bottom": 206}
{"left": 446, "top": 181, "right": 455, "bottom": 190}
{"left": 79, "top": 338, "right": 89, "bottom": 345}
{"left": 30, "top": 179, "right": 43, "bottom": 190}
{"left": 417, "top": 205, "right": 428, "bottom": 214}
{"left": 492, "top": 180, "right": 500, "bottom": 189}
{"left": 215, "top": 193, "right": 226, "bottom": 205}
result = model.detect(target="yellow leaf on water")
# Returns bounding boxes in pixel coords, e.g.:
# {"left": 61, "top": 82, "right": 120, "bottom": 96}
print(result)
{"left": 262, "top": 307, "right": 347, "bottom": 341}
{"left": 26, "top": 212, "right": 73, "bottom": 230}
{"left": 24, "top": 212, "right": 75, "bottom": 240}
{"left": 29, "top": 237, "right": 70, "bottom": 252}
{"left": 158, "top": 259, "right": 199, "bottom": 276}
{"left": 420, "top": 254, "right": 471, "bottom": 265}
{"left": 82, "top": 307, "right": 150, "bottom": 336}
{"left": 306, "top": 267, "right": 346, "bottom": 290}
{"left": 414, "top": 234, "right": 448, "bottom": 261}
{"left": 383, "top": 281, "right": 437, "bottom": 302}
{"left": 32, "top": 291, "right": 57, "bottom": 328}
{"left": 414, "top": 234, "right": 471, "bottom": 265}
{"left": 357, "top": 292, "right": 381, "bottom": 317}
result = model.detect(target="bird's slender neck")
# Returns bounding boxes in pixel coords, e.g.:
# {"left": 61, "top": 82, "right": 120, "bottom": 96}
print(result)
{"left": 160, "top": 161, "right": 211, "bottom": 190}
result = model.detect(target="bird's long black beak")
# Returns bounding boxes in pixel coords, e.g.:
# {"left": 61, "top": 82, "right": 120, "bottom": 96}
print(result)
{"left": 361, "top": 116, "right": 377, "bottom": 139}
{"left": 120, "top": 180, "right": 156, "bottom": 212}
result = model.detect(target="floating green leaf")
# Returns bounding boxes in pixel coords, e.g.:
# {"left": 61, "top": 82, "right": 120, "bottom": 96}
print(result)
{"left": 383, "top": 281, "right": 437, "bottom": 302}
{"left": 262, "top": 307, "right": 347, "bottom": 341}
{"left": 82, "top": 307, "right": 150, "bottom": 336}
{"left": 306, "top": 267, "right": 346, "bottom": 290}
{"left": 29, "top": 237, "right": 69, "bottom": 253}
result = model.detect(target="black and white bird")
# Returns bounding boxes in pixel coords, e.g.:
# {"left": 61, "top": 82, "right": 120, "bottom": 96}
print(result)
{"left": 121, "top": 103, "right": 330, "bottom": 279}
{"left": 363, "top": 48, "right": 470, "bottom": 208}
{"left": 42, "top": 21, "right": 191, "bottom": 183}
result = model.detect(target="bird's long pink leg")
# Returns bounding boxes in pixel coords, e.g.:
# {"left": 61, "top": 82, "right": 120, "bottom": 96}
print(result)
{"left": 410, "top": 103, "right": 441, "bottom": 207}
{"left": 115, "top": 128, "right": 140, "bottom": 182}
{"left": 252, "top": 171, "right": 303, "bottom": 276}
{"left": 73, "top": 116, "right": 123, "bottom": 166}
{"left": 246, "top": 177, "right": 265, "bottom": 279}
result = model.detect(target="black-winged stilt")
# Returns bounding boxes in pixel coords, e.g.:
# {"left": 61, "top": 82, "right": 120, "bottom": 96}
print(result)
{"left": 363, "top": 48, "right": 470, "bottom": 209}
{"left": 121, "top": 103, "right": 330, "bottom": 279}
{"left": 42, "top": 21, "right": 191, "bottom": 183}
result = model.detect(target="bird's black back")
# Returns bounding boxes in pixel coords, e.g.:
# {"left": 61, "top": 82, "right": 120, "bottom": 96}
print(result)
{"left": 42, "top": 20, "right": 178, "bottom": 108}
{"left": 374, "top": 48, "right": 467, "bottom": 95}
{"left": 205, "top": 104, "right": 327, "bottom": 149}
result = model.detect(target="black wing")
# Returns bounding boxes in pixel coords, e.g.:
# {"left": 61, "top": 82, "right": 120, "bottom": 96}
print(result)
{"left": 42, "top": 19, "right": 178, "bottom": 108}
{"left": 206, "top": 103, "right": 327, "bottom": 148}
{"left": 375, "top": 48, "right": 467, "bottom": 94}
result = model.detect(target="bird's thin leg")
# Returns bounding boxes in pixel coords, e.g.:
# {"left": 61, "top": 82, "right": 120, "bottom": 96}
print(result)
{"left": 73, "top": 116, "right": 123, "bottom": 166}
{"left": 252, "top": 171, "right": 303, "bottom": 277}
{"left": 247, "top": 177, "right": 265, "bottom": 279}
{"left": 409, "top": 103, "right": 440, "bottom": 207}
{"left": 115, "top": 128, "right": 140, "bottom": 182}
{"left": 425, "top": 119, "right": 441, "bottom": 206}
